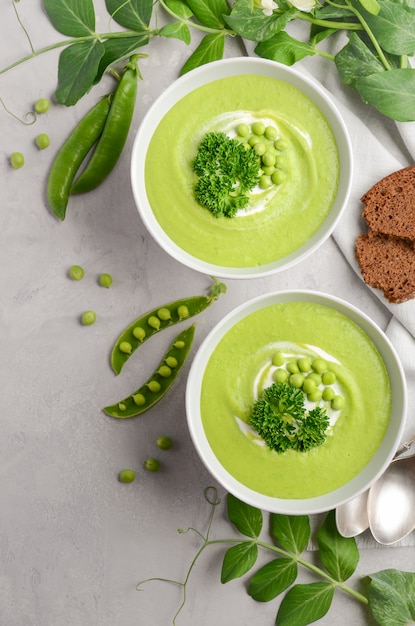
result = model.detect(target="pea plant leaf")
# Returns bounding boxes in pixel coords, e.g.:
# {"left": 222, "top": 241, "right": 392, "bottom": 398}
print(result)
{"left": 159, "top": 22, "right": 191, "bottom": 45}
{"left": 56, "top": 40, "right": 105, "bottom": 106}
{"left": 355, "top": 68, "right": 415, "bottom": 121}
{"left": 221, "top": 541, "right": 258, "bottom": 583}
{"left": 276, "top": 582, "right": 335, "bottom": 625}
{"left": 248, "top": 557, "right": 298, "bottom": 602}
{"left": 271, "top": 514, "right": 310, "bottom": 555}
{"left": 180, "top": 32, "right": 225, "bottom": 75}
{"left": 184, "top": 0, "right": 230, "bottom": 28}
{"left": 356, "top": 0, "right": 380, "bottom": 16}
{"left": 105, "top": 0, "right": 153, "bottom": 31}
{"left": 367, "top": 569, "right": 415, "bottom": 626}
{"left": 224, "top": 0, "right": 297, "bottom": 42}
{"left": 361, "top": 0, "right": 415, "bottom": 55}
{"left": 317, "top": 510, "right": 359, "bottom": 582}
{"left": 93, "top": 35, "right": 149, "bottom": 84}
{"left": 226, "top": 493, "right": 263, "bottom": 538}
{"left": 255, "top": 31, "right": 316, "bottom": 66}
{"left": 43, "top": 0, "right": 96, "bottom": 36}
{"left": 166, "top": 0, "right": 194, "bottom": 19}
{"left": 335, "top": 32, "right": 385, "bottom": 86}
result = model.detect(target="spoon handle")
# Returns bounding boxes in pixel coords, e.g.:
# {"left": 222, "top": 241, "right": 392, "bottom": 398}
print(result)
{"left": 394, "top": 435, "right": 415, "bottom": 461}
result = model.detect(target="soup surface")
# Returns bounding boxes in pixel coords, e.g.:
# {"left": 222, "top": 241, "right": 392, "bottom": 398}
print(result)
{"left": 145, "top": 74, "right": 340, "bottom": 267}
{"left": 200, "top": 302, "right": 391, "bottom": 498}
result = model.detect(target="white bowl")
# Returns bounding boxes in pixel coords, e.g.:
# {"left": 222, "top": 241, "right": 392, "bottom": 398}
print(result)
{"left": 131, "top": 58, "right": 352, "bottom": 279}
{"left": 185, "top": 291, "right": 407, "bottom": 515}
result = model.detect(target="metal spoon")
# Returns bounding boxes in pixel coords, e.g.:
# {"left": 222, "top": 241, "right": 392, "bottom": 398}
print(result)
{"left": 336, "top": 437, "right": 415, "bottom": 539}
{"left": 368, "top": 438, "right": 415, "bottom": 545}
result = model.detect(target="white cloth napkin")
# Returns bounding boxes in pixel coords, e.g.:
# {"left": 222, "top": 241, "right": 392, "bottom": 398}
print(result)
{"left": 241, "top": 35, "right": 415, "bottom": 545}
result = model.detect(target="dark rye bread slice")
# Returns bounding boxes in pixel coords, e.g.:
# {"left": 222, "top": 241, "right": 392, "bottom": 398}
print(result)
{"left": 356, "top": 230, "right": 415, "bottom": 303}
{"left": 361, "top": 165, "right": 415, "bottom": 241}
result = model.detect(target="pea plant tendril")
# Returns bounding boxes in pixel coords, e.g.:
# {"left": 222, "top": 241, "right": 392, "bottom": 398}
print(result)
{"left": 137, "top": 487, "right": 415, "bottom": 625}
{"left": 1, "top": 0, "right": 415, "bottom": 120}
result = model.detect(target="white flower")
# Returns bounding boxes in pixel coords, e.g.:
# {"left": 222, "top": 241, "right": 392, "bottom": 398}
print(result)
{"left": 261, "top": 0, "right": 279, "bottom": 16}
{"left": 288, "top": 0, "right": 316, "bottom": 12}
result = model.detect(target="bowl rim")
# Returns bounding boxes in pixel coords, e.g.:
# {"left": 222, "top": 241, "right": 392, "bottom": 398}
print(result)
{"left": 185, "top": 289, "right": 407, "bottom": 515}
{"left": 130, "top": 57, "right": 353, "bottom": 280}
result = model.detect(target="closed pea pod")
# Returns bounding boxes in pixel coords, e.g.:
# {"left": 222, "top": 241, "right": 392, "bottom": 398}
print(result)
{"left": 47, "top": 94, "right": 112, "bottom": 220}
{"left": 103, "top": 324, "right": 196, "bottom": 419}
{"left": 70, "top": 55, "right": 142, "bottom": 194}
{"left": 110, "top": 278, "right": 226, "bottom": 375}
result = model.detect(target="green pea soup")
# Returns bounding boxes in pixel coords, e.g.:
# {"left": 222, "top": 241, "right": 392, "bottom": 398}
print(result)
{"left": 200, "top": 301, "right": 392, "bottom": 499}
{"left": 145, "top": 74, "right": 340, "bottom": 268}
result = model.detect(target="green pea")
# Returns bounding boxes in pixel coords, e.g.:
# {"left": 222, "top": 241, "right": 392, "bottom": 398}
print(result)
{"left": 118, "top": 402, "right": 127, "bottom": 411}
{"left": 262, "top": 151, "right": 276, "bottom": 167}
{"left": 272, "top": 351, "right": 285, "bottom": 366}
{"left": 236, "top": 123, "right": 249, "bottom": 137}
{"left": 81, "top": 310, "right": 96, "bottom": 326}
{"left": 308, "top": 389, "right": 322, "bottom": 403}
{"left": 99, "top": 273, "right": 113, "bottom": 288}
{"left": 10, "top": 152, "right": 24, "bottom": 169}
{"left": 177, "top": 304, "right": 190, "bottom": 319}
{"left": 165, "top": 356, "right": 178, "bottom": 368}
{"left": 144, "top": 458, "right": 160, "bottom": 472}
{"left": 34, "top": 98, "right": 50, "bottom": 114}
{"left": 302, "top": 378, "right": 316, "bottom": 395}
{"left": 275, "top": 138, "right": 288, "bottom": 151}
{"left": 287, "top": 361, "right": 299, "bottom": 374}
{"left": 271, "top": 170, "right": 286, "bottom": 185}
{"left": 322, "top": 387, "right": 335, "bottom": 402}
{"left": 68, "top": 265, "right": 85, "bottom": 281}
{"left": 307, "top": 372, "right": 322, "bottom": 386}
{"left": 273, "top": 368, "right": 288, "bottom": 383}
{"left": 157, "top": 307, "right": 171, "bottom": 321}
{"left": 262, "top": 165, "right": 276, "bottom": 176}
{"left": 312, "top": 358, "right": 328, "bottom": 374}
{"left": 264, "top": 126, "right": 278, "bottom": 140}
{"left": 322, "top": 371, "right": 336, "bottom": 385}
{"left": 156, "top": 436, "right": 173, "bottom": 450}
{"left": 158, "top": 365, "right": 172, "bottom": 378}
{"left": 290, "top": 373, "right": 304, "bottom": 388}
{"left": 133, "top": 393, "right": 146, "bottom": 406}
{"left": 248, "top": 135, "right": 261, "bottom": 147}
{"left": 119, "top": 341, "right": 132, "bottom": 354}
{"left": 259, "top": 175, "right": 272, "bottom": 189}
{"left": 148, "top": 315, "right": 161, "bottom": 330}
{"left": 297, "top": 357, "right": 311, "bottom": 373}
{"left": 275, "top": 155, "right": 287, "bottom": 168}
{"left": 254, "top": 142, "right": 266, "bottom": 157}
{"left": 35, "top": 133, "right": 50, "bottom": 150}
{"left": 174, "top": 340, "right": 185, "bottom": 349}
{"left": 147, "top": 380, "right": 161, "bottom": 393}
{"left": 332, "top": 395, "right": 345, "bottom": 411}
{"left": 133, "top": 326, "right": 146, "bottom": 340}
{"left": 118, "top": 469, "right": 135, "bottom": 483}
{"left": 252, "top": 121, "right": 265, "bottom": 135}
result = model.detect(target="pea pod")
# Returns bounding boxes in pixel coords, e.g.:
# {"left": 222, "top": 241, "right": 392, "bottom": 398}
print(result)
{"left": 47, "top": 94, "right": 112, "bottom": 220}
{"left": 103, "top": 324, "right": 196, "bottom": 419}
{"left": 70, "top": 54, "right": 142, "bottom": 194}
{"left": 110, "top": 277, "right": 226, "bottom": 375}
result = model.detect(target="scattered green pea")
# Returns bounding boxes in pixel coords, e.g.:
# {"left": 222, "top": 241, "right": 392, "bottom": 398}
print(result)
{"left": 272, "top": 351, "right": 285, "bottom": 366}
{"left": 262, "top": 165, "right": 276, "bottom": 176}
{"left": 274, "top": 368, "right": 288, "bottom": 383}
{"left": 148, "top": 315, "right": 161, "bottom": 330}
{"left": 158, "top": 365, "right": 172, "bottom": 378}
{"left": 322, "top": 387, "right": 335, "bottom": 401}
{"left": 307, "top": 372, "right": 322, "bottom": 386}
{"left": 68, "top": 265, "right": 85, "bottom": 281}
{"left": 262, "top": 151, "right": 276, "bottom": 167}
{"left": 302, "top": 378, "right": 316, "bottom": 395}
{"left": 312, "top": 359, "right": 327, "bottom": 374}
{"left": 287, "top": 361, "right": 299, "bottom": 374}
{"left": 144, "top": 458, "right": 160, "bottom": 472}
{"left": 290, "top": 373, "right": 304, "bottom": 388}
{"left": 157, "top": 307, "right": 171, "bottom": 321}
{"left": 81, "top": 310, "right": 96, "bottom": 326}
{"left": 133, "top": 393, "right": 146, "bottom": 406}
{"left": 308, "top": 389, "right": 322, "bottom": 403}
{"left": 332, "top": 395, "right": 345, "bottom": 411}
{"left": 34, "top": 98, "right": 50, "bottom": 114}
{"left": 99, "top": 273, "right": 113, "bottom": 288}
{"left": 248, "top": 135, "right": 261, "bottom": 147}
{"left": 264, "top": 126, "right": 278, "bottom": 140}
{"left": 119, "top": 341, "right": 132, "bottom": 354}
{"left": 147, "top": 380, "right": 161, "bottom": 393}
{"left": 322, "top": 371, "right": 336, "bottom": 385}
{"left": 259, "top": 175, "right": 272, "bottom": 189}
{"left": 10, "top": 152, "right": 24, "bottom": 169}
{"left": 275, "top": 155, "right": 287, "bottom": 168}
{"left": 177, "top": 305, "right": 189, "bottom": 319}
{"left": 35, "top": 133, "right": 50, "bottom": 150}
{"left": 297, "top": 357, "right": 311, "bottom": 373}
{"left": 118, "top": 469, "right": 135, "bottom": 483}
{"left": 252, "top": 121, "right": 265, "bottom": 135}
{"left": 156, "top": 436, "right": 173, "bottom": 450}
{"left": 236, "top": 123, "right": 249, "bottom": 137}
{"left": 133, "top": 326, "right": 146, "bottom": 341}
{"left": 271, "top": 170, "right": 286, "bottom": 185}
{"left": 275, "top": 138, "right": 288, "bottom": 150}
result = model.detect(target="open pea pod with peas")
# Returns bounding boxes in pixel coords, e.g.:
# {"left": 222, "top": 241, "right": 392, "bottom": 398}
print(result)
{"left": 47, "top": 54, "right": 143, "bottom": 220}
{"left": 110, "top": 277, "right": 227, "bottom": 375}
